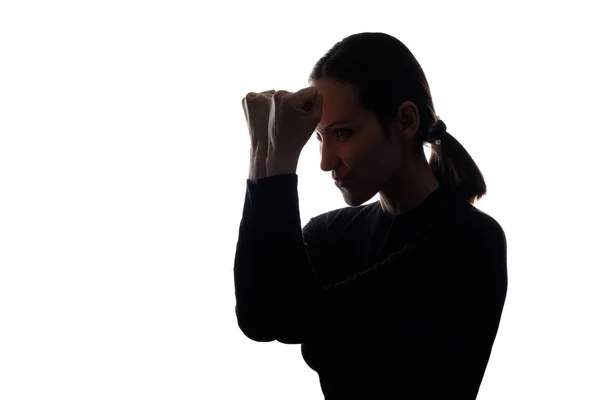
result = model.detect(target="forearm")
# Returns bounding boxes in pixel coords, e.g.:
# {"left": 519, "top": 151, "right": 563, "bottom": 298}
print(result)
{"left": 234, "top": 174, "right": 310, "bottom": 341}
{"left": 234, "top": 186, "right": 278, "bottom": 342}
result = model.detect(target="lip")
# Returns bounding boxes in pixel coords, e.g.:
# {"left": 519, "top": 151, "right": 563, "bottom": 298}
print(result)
{"left": 334, "top": 178, "right": 350, "bottom": 187}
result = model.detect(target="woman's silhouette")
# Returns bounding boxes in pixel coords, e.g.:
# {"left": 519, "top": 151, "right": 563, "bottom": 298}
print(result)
{"left": 234, "top": 32, "right": 507, "bottom": 400}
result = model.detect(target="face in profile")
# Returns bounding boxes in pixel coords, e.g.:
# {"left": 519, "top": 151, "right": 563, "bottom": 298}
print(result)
{"left": 311, "top": 79, "right": 406, "bottom": 206}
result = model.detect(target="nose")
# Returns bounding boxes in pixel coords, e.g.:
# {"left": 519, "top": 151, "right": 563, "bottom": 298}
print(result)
{"left": 319, "top": 140, "right": 339, "bottom": 172}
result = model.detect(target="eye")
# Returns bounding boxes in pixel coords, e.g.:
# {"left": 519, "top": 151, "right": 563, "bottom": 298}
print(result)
{"left": 334, "top": 129, "right": 352, "bottom": 139}
{"left": 315, "top": 129, "right": 352, "bottom": 142}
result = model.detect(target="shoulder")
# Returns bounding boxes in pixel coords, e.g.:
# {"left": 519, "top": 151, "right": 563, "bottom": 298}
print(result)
{"left": 437, "top": 201, "right": 508, "bottom": 273}
{"left": 463, "top": 204, "right": 506, "bottom": 246}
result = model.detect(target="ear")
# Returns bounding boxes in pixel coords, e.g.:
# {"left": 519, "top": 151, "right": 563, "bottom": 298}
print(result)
{"left": 395, "top": 101, "right": 420, "bottom": 140}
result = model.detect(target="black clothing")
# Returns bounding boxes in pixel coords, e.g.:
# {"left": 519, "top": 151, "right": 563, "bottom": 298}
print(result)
{"left": 234, "top": 174, "right": 507, "bottom": 399}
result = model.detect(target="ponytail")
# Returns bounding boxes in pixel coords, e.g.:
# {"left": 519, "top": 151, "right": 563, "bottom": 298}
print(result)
{"left": 426, "top": 119, "right": 487, "bottom": 204}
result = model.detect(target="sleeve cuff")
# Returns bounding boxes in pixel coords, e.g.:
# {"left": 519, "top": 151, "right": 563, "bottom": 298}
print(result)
{"left": 246, "top": 174, "right": 299, "bottom": 213}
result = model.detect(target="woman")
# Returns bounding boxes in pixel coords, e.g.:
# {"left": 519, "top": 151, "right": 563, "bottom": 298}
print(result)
{"left": 234, "top": 32, "right": 508, "bottom": 400}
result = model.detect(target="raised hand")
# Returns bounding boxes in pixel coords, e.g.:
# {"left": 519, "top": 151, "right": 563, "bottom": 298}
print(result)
{"left": 241, "top": 89, "right": 275, "bottom": 180}
{"left": 266, "top": 87, "right": 323, "bottom": 176}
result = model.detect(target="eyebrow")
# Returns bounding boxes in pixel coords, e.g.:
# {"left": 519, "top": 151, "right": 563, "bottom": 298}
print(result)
{"left": 316, "top": 119, "right": 351, "bottom": 134}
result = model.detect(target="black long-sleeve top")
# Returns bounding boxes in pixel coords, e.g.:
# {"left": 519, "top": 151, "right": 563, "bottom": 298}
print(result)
{"left": 234, "top": 174, "right": 508, "bottom": 400}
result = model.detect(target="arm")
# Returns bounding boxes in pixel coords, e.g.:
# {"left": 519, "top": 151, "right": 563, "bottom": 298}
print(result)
{"left": 233, "top": 174, "right": 507, "bottom": 343}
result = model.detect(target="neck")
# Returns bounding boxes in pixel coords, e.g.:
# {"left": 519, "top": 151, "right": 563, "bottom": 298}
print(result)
{"left": 379, "top": 157, "right": 439, "bottom": 216}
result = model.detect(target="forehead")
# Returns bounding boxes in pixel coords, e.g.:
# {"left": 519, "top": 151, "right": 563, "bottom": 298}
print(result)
{"left": 311, "top": 79, "right": 362, "bottom": 127}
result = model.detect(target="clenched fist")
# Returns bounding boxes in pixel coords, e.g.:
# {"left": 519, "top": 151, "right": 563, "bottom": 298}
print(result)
{"left": 242, "top": 89, "right": 276, "bottom": 154}
{"left": 242, "top": 86, "right": 322, "bottom": 178}
{"left": 268, "top": 87, "right": 323, "bottom": 158}
{"left": 242, "top": 89, "right": 275, "bottom": 180}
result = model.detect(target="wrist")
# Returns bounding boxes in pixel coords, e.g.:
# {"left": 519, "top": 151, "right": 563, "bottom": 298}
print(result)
{"left": 248, "top": 150, "right": 267, "bottom": 181}
{"left": 266, "top": 152, "right": 300, "bottom": 176}
{"left": 250, "top": 141, "right": 268, "bottom": 157}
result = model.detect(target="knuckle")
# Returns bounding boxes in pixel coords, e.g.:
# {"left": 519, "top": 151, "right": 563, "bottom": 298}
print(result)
{"left": 273, "top": 90, "right": 287, "bottom": 101}
{"left": 244, "top": 92, "right": 258, "bottom": 103}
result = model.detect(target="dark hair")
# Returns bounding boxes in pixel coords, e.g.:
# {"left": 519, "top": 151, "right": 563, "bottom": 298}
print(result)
{"left": 309, "top": 32, "right": 487, "bottom": 204}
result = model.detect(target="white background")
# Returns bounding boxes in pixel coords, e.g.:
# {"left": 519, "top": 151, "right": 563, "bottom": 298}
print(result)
{"left": 1, "top": 1, "right": 599, "bottom": 399}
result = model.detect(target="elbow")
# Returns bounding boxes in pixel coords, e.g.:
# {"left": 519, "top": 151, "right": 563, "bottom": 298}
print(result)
{"left": 238, "top": 323, "right": 277, "bottom": 343}
{"left": 235, "top": 304, "right": 277, "bottom": 343}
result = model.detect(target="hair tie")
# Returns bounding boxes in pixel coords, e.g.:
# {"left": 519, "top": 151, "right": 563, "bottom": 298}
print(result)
{"left": 427, "top": 119, "right": 447, "bottom": 145}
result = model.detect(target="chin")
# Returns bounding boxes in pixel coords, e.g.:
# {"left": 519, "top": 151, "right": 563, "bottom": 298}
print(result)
{"left": 341, "top": 188, "right": 376, "bottom": 207}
